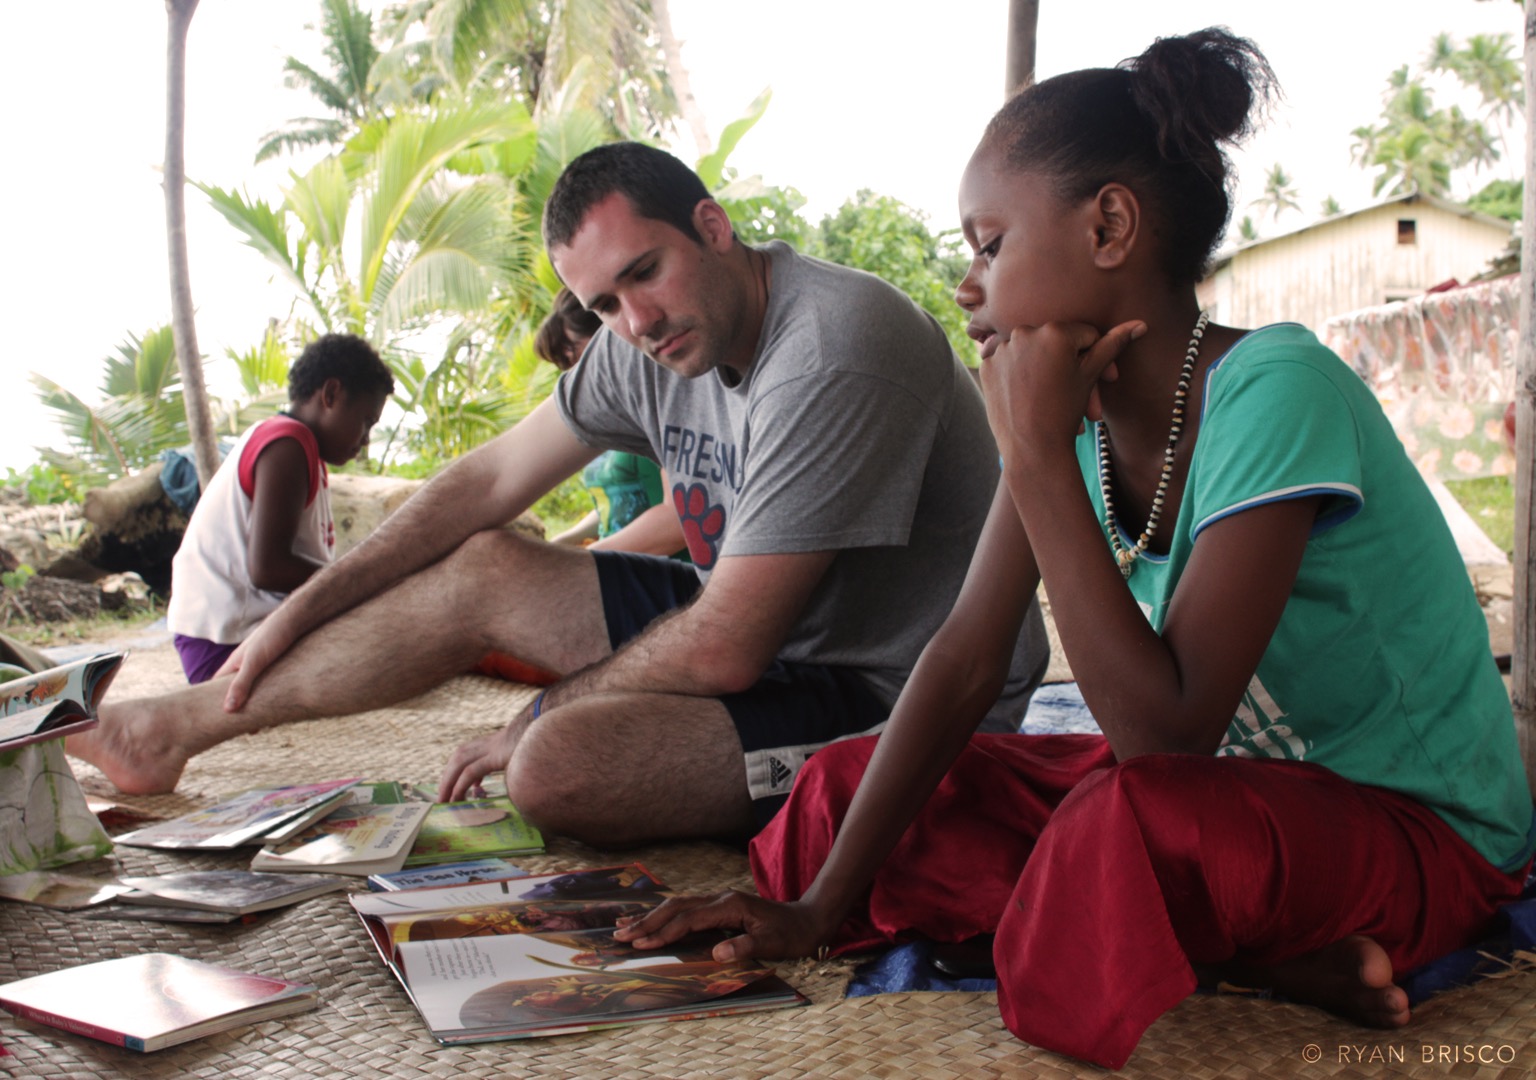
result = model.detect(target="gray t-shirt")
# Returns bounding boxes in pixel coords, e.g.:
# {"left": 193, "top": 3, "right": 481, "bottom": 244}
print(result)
{"left": 556, "top": 241, "right": 1048, "bottom": 729}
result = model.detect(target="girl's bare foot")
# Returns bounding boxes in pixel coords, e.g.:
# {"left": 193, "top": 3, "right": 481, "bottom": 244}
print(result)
{"left": 1238, "top": 936, "right": 1410, "bottom": 1028}
{"left": 65, "top": 699, "right": 190, "bottom": 795}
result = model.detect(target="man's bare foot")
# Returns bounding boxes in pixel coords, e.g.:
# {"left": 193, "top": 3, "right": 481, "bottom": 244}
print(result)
{"left": 65, "top": 699, "right": 190, "bottom": 795}
{"left": 1237, "top": 936, "right": 1410, "bottom": 1028}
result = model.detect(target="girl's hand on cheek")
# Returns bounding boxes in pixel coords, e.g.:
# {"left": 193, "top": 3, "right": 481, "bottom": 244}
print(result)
{"left": 981, "top": 320, "right": 1144, "bottom": 460}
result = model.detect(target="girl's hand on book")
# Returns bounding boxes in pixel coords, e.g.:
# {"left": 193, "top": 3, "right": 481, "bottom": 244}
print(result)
{"left": 613, "top": 892, "right": 830, "bottom": 963}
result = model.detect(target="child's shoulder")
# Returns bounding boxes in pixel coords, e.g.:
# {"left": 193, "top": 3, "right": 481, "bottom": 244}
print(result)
{"left": 236, "top": 415, "right": 323, "bottom": 503}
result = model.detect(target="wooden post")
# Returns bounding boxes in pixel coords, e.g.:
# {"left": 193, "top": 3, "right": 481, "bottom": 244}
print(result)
{"left": 1005, "top": 0, "right": 1039, "bottom": 98}
{"left": 1515, "top": 0, "right": 1536, "bottom": 794}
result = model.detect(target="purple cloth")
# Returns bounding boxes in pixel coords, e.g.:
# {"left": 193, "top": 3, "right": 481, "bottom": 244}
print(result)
{"left": 173, "top": 634, "right": 237, "bottom": 684}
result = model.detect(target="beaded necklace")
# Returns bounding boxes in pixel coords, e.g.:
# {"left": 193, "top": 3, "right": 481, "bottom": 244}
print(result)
{"left": 1096, "top": 309, "right": 1209, "bottom": 579}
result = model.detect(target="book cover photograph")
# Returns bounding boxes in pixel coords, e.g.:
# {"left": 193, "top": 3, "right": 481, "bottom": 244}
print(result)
{"left": 0, "top": 953, "right": 317, "bottom": 1052}
{"left": 367, "top": 857, "right": 529, "bottom": 893}
{"left": 402, "top": 796, "right": 544, "bottom": 867}
{"left": 397, "top": 926, "right": 803, "bottom": 1043}
{"left": 116, "top": 870, "right": 350, "bottom": 914}
{"left": 251, "top": 801, "right": 432, "bottom": 876}
{"left": 115, "top": 779, "right": 363, "bottom": 850}
{"left": 0, "top": 652, "right": 124, "bottom": 749}
{"left": 351, "top": 864, "right": 806, "bottom": 1043}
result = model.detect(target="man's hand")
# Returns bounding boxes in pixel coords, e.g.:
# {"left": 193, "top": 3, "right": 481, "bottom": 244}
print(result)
{"left": 612, "top": 892, "right": 831, "bottom": 963}
{"left": 439, "top": 719, "right": 523, "bottom": 802}
{"left": 216, "top": 609, "right": 302, "bottom": 712}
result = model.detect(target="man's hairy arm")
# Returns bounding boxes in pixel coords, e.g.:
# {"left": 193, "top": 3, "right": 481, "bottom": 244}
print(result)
{"left": 557, "top": 548, "right": 836, "bottom": 701}
{"left": 221, "top": 398, "right": 598, "bottom": 708}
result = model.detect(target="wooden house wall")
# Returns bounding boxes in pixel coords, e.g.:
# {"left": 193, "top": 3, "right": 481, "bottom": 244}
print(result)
{"left": 1196, "top": 205, "right": 1511, "bottom": 333}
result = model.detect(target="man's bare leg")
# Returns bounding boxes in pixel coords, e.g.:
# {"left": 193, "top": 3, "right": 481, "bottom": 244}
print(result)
{"left": 501, "top": 692, "right": 757, "bottom": 847}
{"left": 68, "top": 530, "right": 612, "bottom": 794}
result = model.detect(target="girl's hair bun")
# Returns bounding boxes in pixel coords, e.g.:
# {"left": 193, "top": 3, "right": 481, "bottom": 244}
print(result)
{"left": 982, "top": 27, "right": 1279, "bottom": 284}
{"left": 1125, "top": 28, "right": 1278, "bottom": 191}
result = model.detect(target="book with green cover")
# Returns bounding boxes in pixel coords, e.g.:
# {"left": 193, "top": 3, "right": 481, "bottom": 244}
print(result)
{"left": 403, "top": 797, "right": 544, "bottom": 867}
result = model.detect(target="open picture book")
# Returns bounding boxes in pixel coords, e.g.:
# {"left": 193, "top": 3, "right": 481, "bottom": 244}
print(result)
{"left": 0, "top": 652, "right": 124, "bottom": 749}
{"left": 351, "top": 864, "right": 807, "bottom": 1043}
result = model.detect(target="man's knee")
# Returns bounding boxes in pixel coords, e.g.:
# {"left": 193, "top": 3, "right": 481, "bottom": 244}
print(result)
{"left": 447, "top": 527, "right": 540, "bottom": 577}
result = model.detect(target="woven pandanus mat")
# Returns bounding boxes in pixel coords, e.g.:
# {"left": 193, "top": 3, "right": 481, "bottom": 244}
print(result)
{"left": 3, "top": 643, "right": 1534, "bottom": 1077}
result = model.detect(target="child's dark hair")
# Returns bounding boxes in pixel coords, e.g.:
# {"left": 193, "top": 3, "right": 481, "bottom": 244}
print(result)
{"left": 543, "top": 142, "right": 713, "bottom": 251}
{"left": 288, "top": 333, "right": 395, "bottom": 403}
{"left": 984, "top": 28, "right": 1278, "bottom": 284}
{"left": 534, "top": 289, "right": 603, "bottom": 371}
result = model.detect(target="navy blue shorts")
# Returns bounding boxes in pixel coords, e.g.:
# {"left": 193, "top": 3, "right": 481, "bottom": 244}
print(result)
{"left": 593, "top": 551, "right": 891, "bottom": 829}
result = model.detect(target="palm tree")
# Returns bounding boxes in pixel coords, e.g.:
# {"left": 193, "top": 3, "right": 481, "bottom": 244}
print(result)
{"left": 1251, "top": 163, "right": 1302, "bottom": 223}
{"left": 164, "top": 0, "right": 219, "bottom": 489}
{"left": 374, "top": 0, "right": 676, "bottom": 139}
{"left": 1366, "top": 125, "right": 1454, "bottom": 197}
{"left": 32, "top": 327, "right": 190, "bottom": 484}
{"left": 256, "top": 0, "right": 381, "bottom": 163}
{"left": 1320, "top": 195, "right": 1343, "bottom": 217}
{"left": 205, "top": 99, "right": 542, "bottom": 467}
{"left": 1429, "top": 32, "right": 1523, "bottom": 128}
{"left": 1238, "top": 217, "right": 1258, "bottom": 243}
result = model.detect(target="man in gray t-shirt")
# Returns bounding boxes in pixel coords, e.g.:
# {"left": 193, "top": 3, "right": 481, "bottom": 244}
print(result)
{"left": 70, "top": 143, "right": 1045, "bottom": 848}
{"left": 559, "top": 240, "right": 1043, "bottom": 720}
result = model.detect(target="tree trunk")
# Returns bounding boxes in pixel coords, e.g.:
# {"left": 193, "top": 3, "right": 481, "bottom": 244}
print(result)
{"left": 653, "top": 0, "right": 711, "bottom": 158}
{"left": 1515, "top": 0, "right": 1535, "bottom": 796}
{"left": 1005, "top": 0, "right": 1039, "bottom": 98}
{"left": 163, "top": 0, "right": 219, "bottom": 491}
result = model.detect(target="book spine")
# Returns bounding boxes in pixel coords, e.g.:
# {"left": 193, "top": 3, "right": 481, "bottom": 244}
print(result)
{"left": 1, "top": 1003, "right": 141, "bottom": 1051}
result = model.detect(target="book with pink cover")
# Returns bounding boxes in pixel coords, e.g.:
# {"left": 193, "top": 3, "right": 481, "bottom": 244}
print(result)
{"left": 0, "top": 953, "right": 317, "bottom": 1051}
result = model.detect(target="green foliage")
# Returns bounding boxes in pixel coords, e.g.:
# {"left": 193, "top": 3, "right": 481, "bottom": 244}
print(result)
{"left": 1353, "top": 33, "right": 1520, "bottom": 198}
{"left": 3, "top": 464, "right": 84, "bottom": 506}
{"left": 1238, "top": 216, "right": 1259, "bottom": 242}
{"left": 1468, "top": 177, "right": 1522, "bottom": 220}
{"left": 31, "top": 326, "right": 191, "bottom": 485}
{"left": 1320, "top": 195, "right": 1343, "bottom": 217}
{"left": 530, "top": 474, "right": 593, "bottom": 536}
{"left": 0, "top": 565, "right": 35, "bottom": 592}
{"left": 1251, "top": 163, "right": 1301, "bottom": 222}
{"left": 1444, "top": 475, "right": 1515, "bottom": 557}
{"left": 811, "top": 190, "right": 972, "bottom": 359}
{"left": 257, "top": 0, "right": 381, "bottom": 162}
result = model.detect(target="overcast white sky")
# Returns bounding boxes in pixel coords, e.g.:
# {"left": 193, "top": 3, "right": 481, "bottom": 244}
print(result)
{"left": 3, "top": 0, "right": 1522, "bottom": 471}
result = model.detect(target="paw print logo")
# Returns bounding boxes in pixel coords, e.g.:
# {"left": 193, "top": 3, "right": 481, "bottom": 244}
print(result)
{"left": 673, "top": 482, "right": 725, "bottom": 569}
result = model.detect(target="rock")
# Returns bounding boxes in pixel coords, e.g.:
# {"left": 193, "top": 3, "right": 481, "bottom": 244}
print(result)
{"left": 1, "top": 576, "right": 100, "bottom": 624}
{"left": 0, "top": 529, "right": 53, "bottom": 574}
{"left": 328, "top": 473, "right": 545, "bottom": 556}
{"left": 98, "top": 572, "right": 152, "bottom": 612}
{"left": 329, "top": 474, "right": 425, "bottom": 557}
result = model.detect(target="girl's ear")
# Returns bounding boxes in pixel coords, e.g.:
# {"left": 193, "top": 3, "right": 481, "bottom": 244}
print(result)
{"left": 319, "top": 377, "right": 344, "bottom": 410}
{"left": 1090, "top": 183, "right": 1140, "bottom": 270}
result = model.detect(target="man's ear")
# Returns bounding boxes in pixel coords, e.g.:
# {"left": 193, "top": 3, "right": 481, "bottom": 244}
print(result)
{"left": 1091, "top": 183, "right": 1140, "bottom": 270}
{"left": 319, "top": 377, "right": 344, "bottom": 410}
{"left": 692, "top": 198, "right": 737, "bottom": 253}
